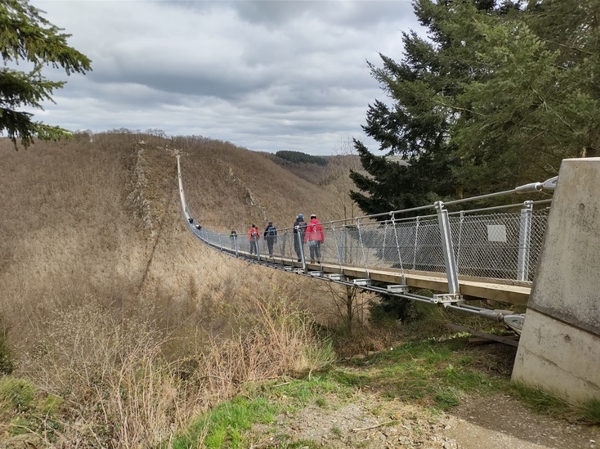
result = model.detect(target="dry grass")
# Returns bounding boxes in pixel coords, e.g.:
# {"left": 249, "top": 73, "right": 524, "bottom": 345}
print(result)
{"left": 0, "top": 133, "right": 340, "bottom": 350}
{"left": 9, "top": 288, "right": 333, "bottom": 447}
{"left": 0, "top": 132, "right": 362, "bottom": 447}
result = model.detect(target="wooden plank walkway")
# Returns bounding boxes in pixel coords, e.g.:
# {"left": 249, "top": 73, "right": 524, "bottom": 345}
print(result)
{"left": 224, "top": 246, "right": 532, "bottom": 305}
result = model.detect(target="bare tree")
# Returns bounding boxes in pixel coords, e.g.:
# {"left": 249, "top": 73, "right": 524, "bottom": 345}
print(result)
{"left": 321, "top": 136, "right": 364, "bottom": 221}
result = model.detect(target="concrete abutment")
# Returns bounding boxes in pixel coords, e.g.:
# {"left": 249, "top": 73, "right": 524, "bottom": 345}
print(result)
{"left": 512, "top": 157, "right": 600, "bottom": 402}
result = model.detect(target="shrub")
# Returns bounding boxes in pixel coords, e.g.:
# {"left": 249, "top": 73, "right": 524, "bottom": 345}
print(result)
{"left": 0, "top": 377, "right": 35, "bottom": 411}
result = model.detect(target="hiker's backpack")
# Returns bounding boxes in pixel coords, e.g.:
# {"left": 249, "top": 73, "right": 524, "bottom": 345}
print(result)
{"left": 267, "top": 226, "right": 276, "bottom": 237}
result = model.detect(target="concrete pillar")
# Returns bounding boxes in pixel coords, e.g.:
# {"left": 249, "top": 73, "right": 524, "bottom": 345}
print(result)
{"left": 512, "top": 157, "right": 600, "bottom": 403}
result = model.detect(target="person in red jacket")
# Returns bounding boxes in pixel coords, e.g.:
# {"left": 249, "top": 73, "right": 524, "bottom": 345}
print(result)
{"left": 247, "top": 224, "right": 260, "bottom": 255}
{"left": 304, "top": 214, "right": 324, "bottom": 263}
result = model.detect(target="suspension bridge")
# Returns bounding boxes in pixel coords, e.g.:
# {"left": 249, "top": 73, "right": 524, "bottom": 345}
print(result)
{"left": 177, "top": 155, "right": 600, "bottom": 403}
{"left": 176, "top": 155, "right": 558, "bottom": 341}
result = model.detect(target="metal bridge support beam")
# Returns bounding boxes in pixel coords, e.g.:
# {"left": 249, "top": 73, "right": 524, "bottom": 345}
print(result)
{"left": 339, "top": 226, "right": 347, "bottom": 266}
{"left": 412, "top": 217, "right": 420, "bottom": 270}
{"left": 296, "top": 230, "right": 306, "bottom": 272}
{"left": 456, "top": 211, "right": 464, "bottom": 270}
{"left": 391, "top": 214, "right": 406, "bottom": 282}
{"left": 356, "top": 219, "right": 370, "bottom": 277}
{"left": 333, "top": 225, "right": 343, "bottom": 266}
{"left": 435, "top": 201, "right": 460, "bottom": 297}
{"left": 517, "top": 200, "right": 533, "bottom": 281}
{"left": 513, "top": 157, "right": 600, "bottom": 403}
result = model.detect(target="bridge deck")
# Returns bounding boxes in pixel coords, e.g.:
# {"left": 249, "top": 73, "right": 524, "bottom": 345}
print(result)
{"left": 226, "top": 248, "right": 531, "bottom": 305}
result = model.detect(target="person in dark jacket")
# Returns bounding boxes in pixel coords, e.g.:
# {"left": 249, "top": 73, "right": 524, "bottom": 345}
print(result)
{"left": 292, "top": 213, "right": 307, "bottom": 262}
{"left": 263, "top": 221, "right": 278, "bottom": 257}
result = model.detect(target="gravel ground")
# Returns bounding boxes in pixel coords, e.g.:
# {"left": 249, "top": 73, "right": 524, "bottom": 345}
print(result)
{"left": 249, "top": 392, "right": 600, "bottom": 448}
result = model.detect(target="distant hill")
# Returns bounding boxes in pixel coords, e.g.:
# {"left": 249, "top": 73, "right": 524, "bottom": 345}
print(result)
{"left": 261, "top": 152, "right": 331, "bottom": 185}
{"left": 262, "top": 151, "right": 363, "bottom": 189}
{"left": 275, "top": 150, "right": 328, "bottom": 166}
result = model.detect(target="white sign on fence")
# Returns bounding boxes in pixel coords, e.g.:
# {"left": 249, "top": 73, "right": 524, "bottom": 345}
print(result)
{"left": 487, "top": 224, "right": 507, "bottom": 242}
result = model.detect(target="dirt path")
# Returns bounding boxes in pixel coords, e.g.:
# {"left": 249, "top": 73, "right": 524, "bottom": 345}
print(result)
{"left": 250, "top": 392, "right": 599, "bottom": 448}
{"left": 444, "top": 394, "right": 599, "bottom": 449}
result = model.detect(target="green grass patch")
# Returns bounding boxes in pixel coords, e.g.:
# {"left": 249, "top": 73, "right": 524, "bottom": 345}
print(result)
{"left": 172, "top": 396, "right": 277, "bottom": 449}
{"left": 348, "top": 339, "right": 506, "bottom": 409}
{"left": 507, "top": 383, "right": 600, "bottom": 424}
{"left": 0, "top": 376, "right": 64, "bottom": 443}
{"left": 0, "top": 377, "right": 35, "bottom": 411}
{"left": 579, "top": 398, "right": 600, "bottom": 424}
{"left": 509, "top": 382, "right": 570, "bottom": 416}
{"left": 434, "top": 387, "right": 462, "bottom": 410}
{"left": 329, "top": 370, "right": 367, "bottom": 387}
{"left": 170, "top": 337, "right": 600, "bottom": 448}
{"left": 269, "top": 376, "right": 350, "bottom": 404}
{"left": 172, "top": 377, "right": 351, "bottom": 449}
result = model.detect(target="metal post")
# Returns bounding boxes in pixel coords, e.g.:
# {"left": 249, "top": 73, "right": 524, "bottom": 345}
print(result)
{"left": 356, "top": 219, "right": 369, "bottom": 274}
{"left": 339, "top": 226, "right": 347, "bottom": 266}
{"left": 456, "top": 211, "right": 464, "bottom": 272}
{"left": 282, "top": 231, "right": 287, "bottom": 258}
{"left": 382, "top": 221, "right": 387, "bottom": 262}
{"left": 391, "top": 214, "right": 405, "bottom": 276}
{"left": 219, "top": 234, "right": 223, "bottom": 251}
{"left": 332, "top": 224, "right": 343, "bottom": 267}
{"left": 412, "top": 216, "right": 420, "bottom": 270}
{"left": 435, "top": 201, "right": 460, "bottom": 296}
{"left": 517, "top": 200, "right": 533, "bottom": 281}
{"left": 255, "top": 235, "right": 261, "bottom": 260}
{"left": 297, "top": 230, "right": 306, "bottom": 271}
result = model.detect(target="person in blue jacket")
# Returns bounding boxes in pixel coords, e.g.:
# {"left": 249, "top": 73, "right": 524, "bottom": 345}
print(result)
{"left": 293, "top": 214, "right": 306, "bottom": 261}
{"left": 263, "top": 221, "right": 278, "bottom": 257}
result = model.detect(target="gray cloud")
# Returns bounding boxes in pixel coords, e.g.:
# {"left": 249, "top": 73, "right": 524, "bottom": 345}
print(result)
{"left": 28, "top": 0, "right": 421, "bottom": 155}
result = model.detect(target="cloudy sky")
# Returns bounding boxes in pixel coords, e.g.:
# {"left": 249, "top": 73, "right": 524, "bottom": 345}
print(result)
{"left": 30, "top": 0, "right": 422, "bottom": 155}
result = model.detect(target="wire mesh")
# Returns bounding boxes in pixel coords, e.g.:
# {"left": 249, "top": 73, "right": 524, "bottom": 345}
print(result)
{"left": 178, "top": 155, "right": 553, "bottom": 286}
{"left": 187, "top": 205, "right": 549, "bottom": 283}
{"left": 451, "top": 212, "right": 521, "bottom": 279}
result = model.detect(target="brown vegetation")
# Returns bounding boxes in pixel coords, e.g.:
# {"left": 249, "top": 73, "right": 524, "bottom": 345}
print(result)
{"left": 0, "top": 132, "right": 374, "bottom": 446}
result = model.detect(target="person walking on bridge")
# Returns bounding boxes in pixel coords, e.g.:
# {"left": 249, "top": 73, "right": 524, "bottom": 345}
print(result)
{"left": 293, "top": 213, "right": 307, "bottom": 262}
{"left": 263, "top": 221, "right": 278, "bottom": 257}
{"left": 247, "top": 224, "right": 260, "bottom": 255}
{"left": 230, "top": 229, "right": 238, "bottom": 250}
{"left": 304, "top": 214, "right": 324, "bottom": 263}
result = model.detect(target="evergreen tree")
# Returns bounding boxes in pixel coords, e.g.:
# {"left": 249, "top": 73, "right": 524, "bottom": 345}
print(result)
{"left": 451, "top": 0, "right": 600, "bottom": 191}
{"left": 0, "top": 0, "right": 92, "bottom": 147}
{"left": 351, "top": 0, "right": 600, "bottom": 215}
{"left": 350, "top": 0, "right": 512, "bottom": 216}
{"left": 527, "top": 0, "right": 600, "bottom": 160}
{"left": 349, "top": 139, "right": 453, "bottom": 215}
